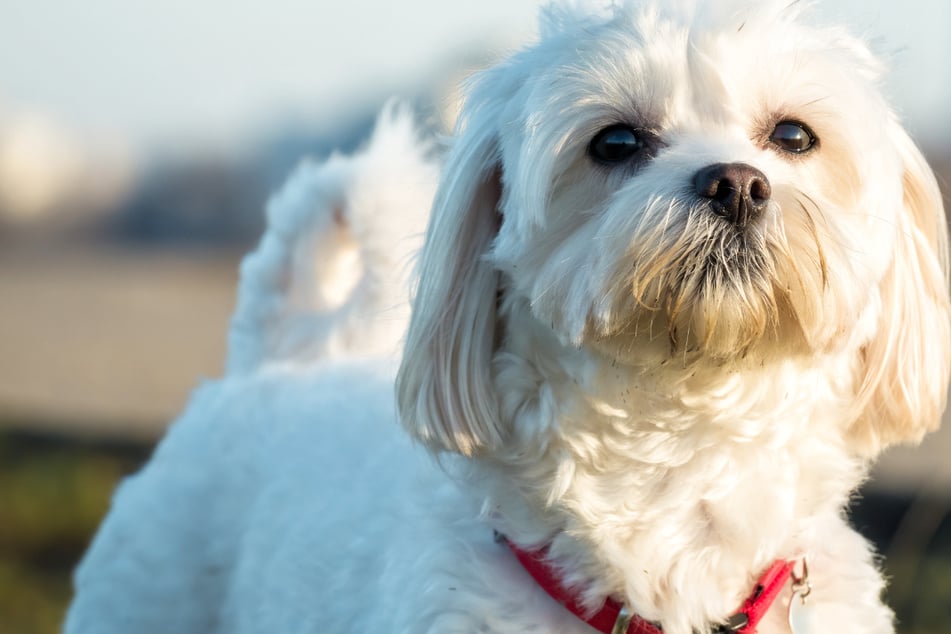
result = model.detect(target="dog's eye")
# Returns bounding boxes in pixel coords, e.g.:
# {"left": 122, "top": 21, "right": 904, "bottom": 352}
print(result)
{"left": 589, "top": 125, "right": 645, "bottom": 163}
{"left": 769, "top": 121, "right": 816, "bottom": 154}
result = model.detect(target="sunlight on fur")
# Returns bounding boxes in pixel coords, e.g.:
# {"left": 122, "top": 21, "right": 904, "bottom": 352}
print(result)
{"left": 67, "top": 2, "right": 950, "bottom": 634}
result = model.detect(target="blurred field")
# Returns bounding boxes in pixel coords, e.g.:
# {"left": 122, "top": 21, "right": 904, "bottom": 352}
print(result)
{"left": 0, "top": 430, "right": 149, "bottom": 634}
{"left": 0, "top": 241, "right": 242, "bottom": 438}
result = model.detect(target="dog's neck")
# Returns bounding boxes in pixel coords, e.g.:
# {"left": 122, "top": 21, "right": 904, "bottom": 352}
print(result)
{"left": 464, "top": 297, "right": 868, "bottom": 634}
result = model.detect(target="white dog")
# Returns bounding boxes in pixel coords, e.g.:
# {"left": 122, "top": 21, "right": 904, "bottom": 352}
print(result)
{"left": 67, "top": 1, "right": 950, "bottom": 633}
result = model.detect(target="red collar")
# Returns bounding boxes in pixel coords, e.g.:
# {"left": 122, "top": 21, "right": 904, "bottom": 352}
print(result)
{"left": 500, "top": 535, "right": 793, "bottom": 634}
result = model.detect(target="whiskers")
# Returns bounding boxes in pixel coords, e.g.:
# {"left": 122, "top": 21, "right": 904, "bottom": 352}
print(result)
{"left": 607, "top": 191, "right": 830, "bottom": 358}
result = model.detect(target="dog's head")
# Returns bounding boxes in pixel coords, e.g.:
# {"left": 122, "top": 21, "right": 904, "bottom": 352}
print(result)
{"left": 397, "top": 0, "right": 950, "bottom": 457}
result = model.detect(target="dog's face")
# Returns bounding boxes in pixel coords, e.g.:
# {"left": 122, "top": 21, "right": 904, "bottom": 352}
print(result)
{"left": 398, "top": 0, "right": 950, "bottom": 456}
{"left": 489, "top": 2, "right": 912, "bottom": 359}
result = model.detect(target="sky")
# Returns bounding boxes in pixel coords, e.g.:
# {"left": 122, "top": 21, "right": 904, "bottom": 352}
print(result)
{"left": 0, "top": 0, "right": 948, "bottom": 157}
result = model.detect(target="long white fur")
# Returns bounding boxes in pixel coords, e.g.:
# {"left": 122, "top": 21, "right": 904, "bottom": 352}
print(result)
{"left": 67, "top": 2, "right": 949, "bottom": 634}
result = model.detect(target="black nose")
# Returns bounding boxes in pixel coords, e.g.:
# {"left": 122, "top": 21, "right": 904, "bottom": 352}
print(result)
{"left": 693, "top": 163, "right": 771, "bottom": 227}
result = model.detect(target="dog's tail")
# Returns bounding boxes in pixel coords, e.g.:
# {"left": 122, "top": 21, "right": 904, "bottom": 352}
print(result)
{"left": 226, "top": 103, "right": 438, "bottom": 375}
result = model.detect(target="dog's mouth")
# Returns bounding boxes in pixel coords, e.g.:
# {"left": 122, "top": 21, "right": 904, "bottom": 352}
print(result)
{"left": 656, "top": 234, "right": 781, "bottom": 353}
{"left": 594, "top": 204, "right": 807, "bottom": 359}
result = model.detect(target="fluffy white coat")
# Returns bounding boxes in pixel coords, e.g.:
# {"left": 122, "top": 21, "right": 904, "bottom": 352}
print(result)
{"left": 67, "top": 2, "right": 950, "bottom": 633}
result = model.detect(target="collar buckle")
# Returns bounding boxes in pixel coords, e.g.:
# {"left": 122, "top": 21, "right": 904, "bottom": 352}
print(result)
{"left": 611, "top": 605, "right": 634, "bottom": 634}
{"left": 712, "top": 612, "right": 750, "bottom": 633}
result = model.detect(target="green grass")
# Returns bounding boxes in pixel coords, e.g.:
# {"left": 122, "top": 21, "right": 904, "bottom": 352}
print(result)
{"left": 890, "top": 551, "right": 951, "bottom": 633}
{"left": 1, "top": 428, "right": 948, "bottom": 634}
{"left": 0, "top": 430, "right": 150, "bottom": 634}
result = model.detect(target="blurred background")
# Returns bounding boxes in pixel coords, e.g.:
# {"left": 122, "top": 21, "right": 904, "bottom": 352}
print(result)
{"left": 0, "top": 1, "right": 949, "bottom": 632}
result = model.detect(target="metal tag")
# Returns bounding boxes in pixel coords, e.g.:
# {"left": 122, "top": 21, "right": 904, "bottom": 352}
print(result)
{"left": 787, "top": 595, "right": 815, "bottom": 634}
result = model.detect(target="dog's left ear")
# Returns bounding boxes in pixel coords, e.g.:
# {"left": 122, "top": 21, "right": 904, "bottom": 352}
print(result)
{"left": 850, "top": 122, "right": 951, "bottom": 455}
{"left": 396, "top": 64, "right": 525, "bottom": 456}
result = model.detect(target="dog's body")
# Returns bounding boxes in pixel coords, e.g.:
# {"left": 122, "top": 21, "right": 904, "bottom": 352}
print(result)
{"left": 66, "top": 361, "right": 588, "bottom": 633}
{"left": 68, "top": 2, "right": 949, "bottom": 633}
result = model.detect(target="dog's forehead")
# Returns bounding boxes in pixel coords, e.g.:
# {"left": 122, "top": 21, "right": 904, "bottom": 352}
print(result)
{"left": 527, "top": 0, "right": 876, "bottom": 129}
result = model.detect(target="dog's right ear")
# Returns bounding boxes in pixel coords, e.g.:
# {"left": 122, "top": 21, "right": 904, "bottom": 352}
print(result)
{"left": 396, "top": 72, "right": 515, "bottom": 456}
{"left": 848, "top": 122, "right": 951, "bottom": 455}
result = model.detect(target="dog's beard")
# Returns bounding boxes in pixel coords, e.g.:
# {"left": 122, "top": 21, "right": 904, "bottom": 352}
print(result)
{"left": 594, "top": 193, "right": 828, "bottom": 360}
